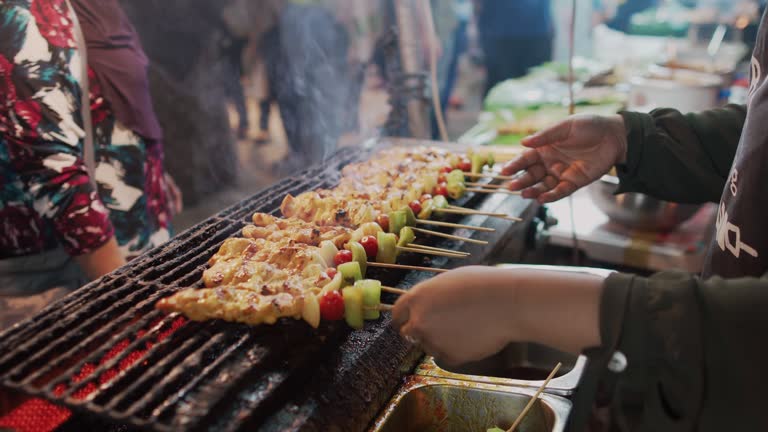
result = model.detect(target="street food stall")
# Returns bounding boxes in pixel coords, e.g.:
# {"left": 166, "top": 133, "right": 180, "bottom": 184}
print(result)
{"left": 0, "top": 140, "right": 572, "bottom": 431}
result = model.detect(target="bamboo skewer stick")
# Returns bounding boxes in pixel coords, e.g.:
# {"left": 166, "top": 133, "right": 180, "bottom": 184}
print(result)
{"left": 463, "top": 172, "right": 517, "bottom": 181}
{"left": 434, "top": 208, "right": 508, "bottom": 217}
{"left": 445, "top": 206, "right": 523, "bottom": 222}
{"left": 367, "top": 262, "right": 449, "bottom": 273}
{"left": 415, "top": 219, "right": 495, "bottom": 232}
{"left": 408, "top": 244, "right": 470, "bottom": 256}
{"left": 466, "top": 188, "right": 522, "bottom": 196}
{"left": 465, "top": 182, "right": 508, "bottom": 189}
{"left": 365, "top": 304, "right": 394, "bottom": 312}
{"left": 381, "top": 286, "right": 408, "bottom": 295}
{"left": 506, "top": 362, "right": 562, "bottom": 432}
{"left": 411, "top": 227, "right": 489, "bottom": 245}
{"left": 444, "top": 205, "right": 522, "bottom": 222}
{"left": 396, "top": 246, "right": 467, "bottom": 258}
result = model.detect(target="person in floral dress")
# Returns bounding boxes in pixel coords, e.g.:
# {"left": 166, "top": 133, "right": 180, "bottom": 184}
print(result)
{"left": 0, "top": 0, "right": 178, "bottom": 328}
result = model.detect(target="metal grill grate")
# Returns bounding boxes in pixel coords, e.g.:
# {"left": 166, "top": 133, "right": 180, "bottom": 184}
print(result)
{"left": 0, "top": 140, "right": 530, "bottom": 431}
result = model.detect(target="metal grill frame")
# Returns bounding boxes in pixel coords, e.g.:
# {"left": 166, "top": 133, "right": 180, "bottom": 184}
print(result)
{"left": 0, "top": 140, "right": 535, "bottom": 431}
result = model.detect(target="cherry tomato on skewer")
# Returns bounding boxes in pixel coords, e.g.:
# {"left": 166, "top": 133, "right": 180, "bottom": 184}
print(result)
{"left": 376, "top": 214, "right": 390, "bottom": 232}
{"left": 457, "top": 159, "right": 472, "bottom": 172}
{"left": 420, "top": 194, "right": 432, "bottom": 203}
{"left": 319, "top": 291, "right": 345, "bottom": 321}
{"left": 408, "top": 200, "right": 423, "bottom": 216}
{"left": 440, "top": 166, "right": 453, "bottom": 174}
{"left": 334, "top": 250, "right": 353, "bottom": 267}
{"left": 360, "top": 235, "right": 378, "bottom": 259}
{"left": 433, "top": 182, "right": 448, "bottom": 197}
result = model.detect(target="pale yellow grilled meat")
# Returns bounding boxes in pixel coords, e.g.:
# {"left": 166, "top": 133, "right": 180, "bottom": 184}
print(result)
{"left": 203, "top": 237, "right": 327, "bottom": 287}
{"left": 159, "top": 243, "right": 332, "bottom": 325}
{"left": 156, "top": 286, "right": 303, "bottom": 325}
{"left": 242, "top": 212, "right": 352, "bottom": 249}
{"left": 281, "top": 146, "right": 464, "bottom": 226}
{"left": 156, "top": 260, "right": 324, "bottom": 325}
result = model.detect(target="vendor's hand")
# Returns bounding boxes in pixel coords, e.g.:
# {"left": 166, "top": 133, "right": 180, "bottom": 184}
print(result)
{"left": 391, "top": 266, "right": 519, "bottom": 366}
{"left": 501, "top": 114, "right": 628, "bottom": 203}
{"left": 391, "top": 266, "right": 604, "bottom": 366}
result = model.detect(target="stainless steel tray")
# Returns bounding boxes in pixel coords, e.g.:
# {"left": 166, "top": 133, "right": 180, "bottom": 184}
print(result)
{"left": 369, "top": 376, "right": 571, "bottom": 432}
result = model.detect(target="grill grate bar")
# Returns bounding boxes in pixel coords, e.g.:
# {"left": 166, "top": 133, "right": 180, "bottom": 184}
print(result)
{"left": 83, "top": 317, "right": 208, "bottom": 412}
{"left": 34, "top": 304, "right": 164, "bottom": 396}
{"left": 134, "top": 223, "right": 242, "bottom": 285}
{"left": 56, "top": 308, "right": 172, "bottom": 400}
{"left": 181, "top": 324, "right": 341, "bottom": 432}
{"left": 99, "top": 324, "right": 218, "bottom": 415}
{"left": 124, "top": 219, "right": 236, "bottom": 282}
{"left": 150, "top": 332, "right": 258, "bottom": 426}
{"left": 2, "top": 281, "right": 161, "bottom": 380}
{"left": 120, "top": 331, "right": 236, "bottom": 419}
{"left": 0, "top": 276, "right": 118, "bottom": 354}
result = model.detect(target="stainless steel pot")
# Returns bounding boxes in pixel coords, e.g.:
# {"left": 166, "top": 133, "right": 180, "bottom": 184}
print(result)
{"left": 587, "top": 175, "right": 700, "bottom": 231}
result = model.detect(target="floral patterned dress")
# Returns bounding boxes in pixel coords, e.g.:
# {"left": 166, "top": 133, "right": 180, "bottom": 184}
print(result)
{"left": 0, "top": 0, "right": 171, "bottom": 261}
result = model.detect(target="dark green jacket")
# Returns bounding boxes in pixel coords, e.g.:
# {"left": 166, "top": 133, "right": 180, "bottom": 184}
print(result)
{"left": 568, "top": 106, "right": 768, "bottom": 432}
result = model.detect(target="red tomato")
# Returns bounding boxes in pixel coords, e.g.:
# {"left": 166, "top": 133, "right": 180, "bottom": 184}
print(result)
{"left": 325, "top": 268, "right": 338, "bottom": 279}
{"left": 437, "top": 174, "right": 447, "bottom": 183}
{"left": 409, "top": 200, "right": 423, "bottom": 216}
{"left": 457, "top": 159, "right": 472, "bottom": 172}
{"left": 420, "top": 194, "right": 432, "bottom": 203}
{"left": 376, "top": 214, "right": 390, "bottom": 232}
{"left": 319, "top": 291, "right": 345, "bottom": 321}
{"left": 334, "top": 249, "right": 353, "bottom": 267}
{"left": 433, "top": 183, "right": 448, "bottom": 196}
{"left": 440, "top": 166, "right": 453, "bottom": 174}
{"left": 360, "top": 235, "right": 378, "bottom": 259}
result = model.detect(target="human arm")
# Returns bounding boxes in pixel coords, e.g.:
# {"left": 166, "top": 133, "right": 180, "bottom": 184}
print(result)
{"left": 74, "top": 238, "right": 126, "bottom": 280}
{"left": 1, "top": 2, "right": 123, "bottom": 275}
{"left": 393, "top": 266, "right": 768, "bottom": 429}
{"left": 391, "top": 266, "right": 604, "bottom": 365}
{"left": 501, "top": 105, "right": 746, "bottom": 204}
{"left": 616, "top": 105, "right": 745, "bottom": 203}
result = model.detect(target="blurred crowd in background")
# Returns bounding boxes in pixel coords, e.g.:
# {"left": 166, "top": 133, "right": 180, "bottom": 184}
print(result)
{"left": 113, "top": 0, "right": 765, "bottom": 227}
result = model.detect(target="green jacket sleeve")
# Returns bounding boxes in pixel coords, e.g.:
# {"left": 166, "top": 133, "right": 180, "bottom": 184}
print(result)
{"left": 616, "top": 105, "right": 746, "bottom": 204}
{"left": 597, "top": 271, "right": 768, "bottom": 431}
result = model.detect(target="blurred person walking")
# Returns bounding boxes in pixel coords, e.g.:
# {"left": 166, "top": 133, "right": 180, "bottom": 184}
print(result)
{"left": 475, "top": 0, "right": 554, "bottom": 95}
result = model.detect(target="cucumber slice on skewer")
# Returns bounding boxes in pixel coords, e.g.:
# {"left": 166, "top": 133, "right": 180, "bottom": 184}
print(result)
{"left": 342, "top": 285, "right": 364, "bottom": 329}
{"left": 357, "top": 279, "right": 382, "bottom": 320}
{"left": 397, "top": 227, "right": 416, "bottom": 248}
{"left": 403, "top": 206, "right": 417, "bottom": 227}
{"left": 301, "top": 293, "right": 320, "bottom": 328}
{"left": 389, "top": 210, "right": 407, "bottom": 234}
{"left": 348, "top": 241, "right": 367, "bottom": 275}
{"left": 418, "top": 199, "right": 434, "bottom": 219}
{"left": 433, "top": 195, "right": 449, "bottom": 209}
{"left": 376, "top": 232, "right": 398, "bottom": 264}
{"left": 471, "top": 153, "right": 486, "bottom": 174}
{"left": 338, "top": 261, "right": 363, "bottom": 287}
{"left": 447, "top": 181, "right": 466, "bottom": 199}
{"left": 321, "top": 271, "right": 343, "bottom": 294}
{"left": 447, "top": 169, "right": 465, "bottom": 184}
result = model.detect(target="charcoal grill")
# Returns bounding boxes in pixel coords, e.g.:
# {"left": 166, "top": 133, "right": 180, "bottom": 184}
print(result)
{"left": 0, "top": 139, "right": 537, "bottom": 432}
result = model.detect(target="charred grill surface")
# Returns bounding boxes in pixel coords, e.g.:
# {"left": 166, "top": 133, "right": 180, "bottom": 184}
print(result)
{"left": 0, "top": 140, "right": 532, "bottom": 431}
